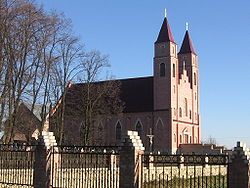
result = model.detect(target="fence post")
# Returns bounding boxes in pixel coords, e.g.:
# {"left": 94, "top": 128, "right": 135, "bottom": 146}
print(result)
{"left": 119, "top": 131, "right": 145, "bottom": 188}
{"left": 228, "top": 142, "right": 250, "bottom": 188}
{"left": 33, "top": 136, "right": 50, "bottom": 188}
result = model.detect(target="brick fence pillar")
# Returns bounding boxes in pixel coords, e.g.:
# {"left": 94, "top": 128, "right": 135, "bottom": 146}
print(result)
{"left": 228, "top": 142, "right": 250, "bottom": 188}
{"left": 33, "top": 136, "right": 51, "bottom": 188}
{"left": 119, "top": 131, "right": 145, "bottom": 188}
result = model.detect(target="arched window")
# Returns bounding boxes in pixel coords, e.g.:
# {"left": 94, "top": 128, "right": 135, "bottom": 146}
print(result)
{"left": 173, "top": 64, "right": 176, "bottom": 77}
{"left": 180, "top": 135, "right": 182, "bottom": 144}
{"left": 160, "top": 63, "right": 165, "bottom": 77}
{"left": 116, "top": 122, "right": 122, "bottom": 140}
{"left": 179, "top": 108, "right": 182, "bottom": 117}
{"left": 185, "top": 135, "right": 189, "bottom": 143}
{"left": 174, "top": 133, "right": 177, "bottom": 143}
{"left": 189, "top": 110, "right": 192, "bottom": 119}
{"left": 135, "top": 121, "right": 143, "bottom": 136}
{"left": 194, "top": 72, "right": 197, "bottom": 85}
{"left": 185, "top": 98, "right": 188, "bottom": 116}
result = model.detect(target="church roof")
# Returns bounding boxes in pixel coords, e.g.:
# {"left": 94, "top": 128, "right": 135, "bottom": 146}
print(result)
{"left": 120, "top": 77, "right": 153, "bottom": 113}
{"left": 179, "top": 31, "right": 196, "bottom": 55}
{"left": 67, "top": 77, "right": 154, "bottom": 113}
{"left": 155, "top": 17, "right": 175, "bottom": 43}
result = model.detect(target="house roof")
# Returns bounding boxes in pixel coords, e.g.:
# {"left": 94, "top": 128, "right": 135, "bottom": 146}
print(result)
{"left": 13, "top": 132, "right": 27, "bottom": 142}
{"left": 25, "top": 103, "right": 50, "bottom": 121}
{"left": 179, "top": 31, "right": 196, "bottom": 55}
{"left": 155, "top": 17, "right": 175, "bottom": 43}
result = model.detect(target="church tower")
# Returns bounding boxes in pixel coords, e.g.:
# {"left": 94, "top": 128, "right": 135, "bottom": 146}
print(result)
{"left": 175, "top": 29, "right": 200, "bottom": 149}
{"left": 153, "top": 16, "right": 179, "bottom": 152}
{"left": 153, "top": 16, "right": 200, "bottom": 153}
{"left": 153, "top": 16, "right": 178, "bottom": 111}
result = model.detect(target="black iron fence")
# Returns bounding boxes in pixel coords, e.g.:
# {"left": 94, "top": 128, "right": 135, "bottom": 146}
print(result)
{"left": 0, "top": 144, "right": 35, "bottom": 187}
{"left": 141, "top": 153, "right": 228, "bottom": 188}
{"left": 50, "top": 145, "right": 120, "bottom": 188}
{"left": 0, "top": 143, "right": 246, "bottom": 188}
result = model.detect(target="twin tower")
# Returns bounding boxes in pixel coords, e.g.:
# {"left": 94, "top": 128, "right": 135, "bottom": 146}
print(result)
{"left": 153, "top": 16, "right": 200, "bottom": 152}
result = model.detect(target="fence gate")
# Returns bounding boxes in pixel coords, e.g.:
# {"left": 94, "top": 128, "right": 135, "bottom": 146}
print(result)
{"left": 50, "top": 146, "right": 120, "bottom": 188}
{"left": 141, "top": 153, "right": 229, "bottom": 188}
{"left": 0, "top": 144, "right": 35, "bottom": 187}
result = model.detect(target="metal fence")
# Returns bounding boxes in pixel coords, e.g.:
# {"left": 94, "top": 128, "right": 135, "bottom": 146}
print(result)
{"left": 0, "top": 144, "right": 35, "bottom": 187}
{"left": 141, "top": 153, "right": 228, "bottom": 188}
{"left": 50, "top": 145, "right": 120, "bottom": 188}
{"left": 0, "top": 144, "right": 232, "bottom": 188}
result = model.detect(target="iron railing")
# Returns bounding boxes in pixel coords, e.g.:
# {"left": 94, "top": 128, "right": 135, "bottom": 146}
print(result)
{"left": 141, "top": 153, "right": 228, "bottom": 188}
{"left": 0, "top": 144, "right": 35, "bottom": 187}
{"left": 50, "top": 145, "right": 120, "bottom": 188}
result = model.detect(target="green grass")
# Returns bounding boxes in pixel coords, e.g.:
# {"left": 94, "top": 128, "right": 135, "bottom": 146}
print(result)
{"left": 144, "top": 175, "right": 227, "bottom": 188}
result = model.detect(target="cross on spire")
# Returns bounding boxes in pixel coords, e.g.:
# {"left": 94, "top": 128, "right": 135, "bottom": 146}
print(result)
{"left": 186, "top": 22, "right": 189, "bottom": 31}
{"left": 164, "top": 8, "right": 167, "bottom": 18}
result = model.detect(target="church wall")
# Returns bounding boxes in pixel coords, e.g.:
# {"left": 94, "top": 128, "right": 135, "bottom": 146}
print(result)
{"left": 153, "top": 111, "right": 171, "bottom": 153}
{"left": 102, "top": 110, "right": 171, "bottom": 152}
{"left": 104, "top": 112, "right": 153, "bottom": 149}
{"left": 178, "top": 53, "right": 199, "bottom": 125}
{"left": 178, "top": 69, "right": 193, "bottom": 124}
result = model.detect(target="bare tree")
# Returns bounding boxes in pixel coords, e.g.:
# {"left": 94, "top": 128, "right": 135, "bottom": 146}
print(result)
{"left": 50, "top": 34, "right": 84, "bottom": 145}
{"left": 62, "top": 51, "right": 123, "bottom": 145}
{"left": 0, "top": 0, "right": 84, "bottom": 143}
{"left": 202, "top": 136, "right": 217, "bottom": 145}
{"left": 0, "top": 0, "right": 123, "bottom": 145}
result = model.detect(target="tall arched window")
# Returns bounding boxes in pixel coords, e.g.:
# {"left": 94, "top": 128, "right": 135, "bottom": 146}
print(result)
{"left": 194, "top": 72, "right": 197, "bottom": 85}
{"left": 185, "top": 98, "right": 188, "bottom": 116}
{"left": 173, "top": 64, "right": 176, "bottom": 77}
{"left": 179, "top": 108, "right": 182, "bottom": 117}
{"left": 160, "top": 63, "right": 165, "bottom": 77}
{"left": 185, "top": 135, "right": 189, "bottom": 143}
{"left": 116, "top": 122, "right": 122, "bottom": 140}
{"left": 135, "top": 121, "right": 143, "bottom": 136}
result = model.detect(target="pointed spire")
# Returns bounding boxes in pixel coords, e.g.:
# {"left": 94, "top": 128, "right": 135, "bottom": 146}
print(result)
{"left": 155, "top": 16, "right": 175, "bottom": 43}
{"left": 179, "top": 30, "right": 196, "bottom": 55}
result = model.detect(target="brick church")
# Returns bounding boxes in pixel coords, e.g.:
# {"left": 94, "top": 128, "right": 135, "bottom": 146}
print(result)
{"left": 48, "top": 15, "right": 201, "bottom": 153}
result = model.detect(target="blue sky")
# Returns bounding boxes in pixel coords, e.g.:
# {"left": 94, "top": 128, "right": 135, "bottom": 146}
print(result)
{"left": 36, "top": 0, "right": 250, "bottom": 148}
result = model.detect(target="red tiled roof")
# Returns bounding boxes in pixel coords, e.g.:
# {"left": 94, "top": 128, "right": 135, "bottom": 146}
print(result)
{"left": 155, "top": 17, "right": 175, "bottom": 43}
{"left": 179, "top": 31, "right": 196, "bottom": 55}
